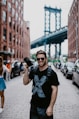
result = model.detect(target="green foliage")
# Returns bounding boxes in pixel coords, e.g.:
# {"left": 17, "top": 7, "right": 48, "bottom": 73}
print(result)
{"left": 31, "top": 54, "right": 36, "bottom": 60}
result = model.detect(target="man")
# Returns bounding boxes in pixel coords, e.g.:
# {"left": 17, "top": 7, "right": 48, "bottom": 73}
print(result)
{"left": 23, "top": 50, "right": 59, "bottom": 119}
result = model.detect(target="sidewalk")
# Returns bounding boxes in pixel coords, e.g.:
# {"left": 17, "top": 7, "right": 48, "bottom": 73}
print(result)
{"left": 0, "top": 67, "right": 79, "bottom": 119}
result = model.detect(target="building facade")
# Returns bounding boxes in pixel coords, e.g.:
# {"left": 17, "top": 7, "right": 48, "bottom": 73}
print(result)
{"left": 0, "top": 0, "right": 30, "bottom": 62}
{"left": 68, "top": 0, "right": 79, "bottom": 62}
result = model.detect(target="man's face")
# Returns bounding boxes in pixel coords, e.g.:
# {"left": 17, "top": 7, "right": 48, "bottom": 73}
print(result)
{"left": 36, "top": 54, "right": 47, "bottom": 67}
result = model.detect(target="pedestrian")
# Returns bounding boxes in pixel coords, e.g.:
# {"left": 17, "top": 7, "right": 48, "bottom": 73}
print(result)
{"left": 0, "top": 56, "right": 9, "bottom": 113}
{"left": 6, "top": 60, "right": 12, "bottom": 80}
{"left": 23, "top": 50, "right": 60, "bottom": 119}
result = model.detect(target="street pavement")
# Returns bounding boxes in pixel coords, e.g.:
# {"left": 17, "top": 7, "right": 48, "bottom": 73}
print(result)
{"left": 0, "top": 65, "right": 79, "bottom": 119}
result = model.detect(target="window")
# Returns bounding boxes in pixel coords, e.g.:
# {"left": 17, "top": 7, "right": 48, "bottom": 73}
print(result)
{"left": 16, "top": 38, "right": 17, "bottom": 43}
{"left": 9, "top": 33, "right": 12, "bottom": 41}
{"left": 12, "top": 8, "right": 15, "bottom": 17}
{"left": 12, "top": 35, "right": 15, "bottom": 40}
{"left": 19, "top": 17, "right": 20, "bottom": 24}
{"left": 3, "top": 46, "right": 7, "bottom": 51}
{"left": 2, "top": 0, "right": 6, "bottom": 5}
{"left": 12, "top": 0, "right": 15, "bottom": 4}
{"left": 16, "top": 1, "right": 18, "bottom": 8}
{"left": 16, "top": 13, "right": 18, "bottom": 21}
{"left": 12, "top": 21, "right": 15, "bottom": 30}
{"left": 3, "top": 28, "right": 7, "bottom": 40}
{"left": 12, "top": 49, "right": 14, "bottom": 54}
{"left": 8, "top": 47, "right": 11, "bottom": 52}
{"left": 9, "top": 16, "right": 12, "bottom": 27}
{"left": 21, "top": 1, "right": 24, "bottom": 8}
{"left": 17, "top": 25, "right": 19, "bottom": 32}
{"left": 2, "top": 11, "right": 6, "bottom": 22}
{"left": 8, "top": 2, "right": 11, "bottom": 12}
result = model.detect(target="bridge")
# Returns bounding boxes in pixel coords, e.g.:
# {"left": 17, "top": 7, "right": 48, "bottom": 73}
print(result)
{"left": 31, "top": 26, "right": 68, "bottom": 57}
{"left": 30, "top": 6, "right": 68, "bottom": 58}
{"left": 31, "top": 26, "right": 67, "bottom": 48}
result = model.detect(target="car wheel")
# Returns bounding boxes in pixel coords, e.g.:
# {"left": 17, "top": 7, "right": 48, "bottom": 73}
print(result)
{"left": 63, "top": 72, "right": 65, "bottom": 76}
{"left": 70, "top": 76, "right": 72, "bottom": 80}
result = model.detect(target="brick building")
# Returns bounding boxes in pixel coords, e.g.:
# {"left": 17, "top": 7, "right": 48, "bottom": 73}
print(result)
{"left": 0, "top": 0, "right": 30, "bottom": 62}
{"left": 68, "top": 0, "right": 79, "bottom": 62}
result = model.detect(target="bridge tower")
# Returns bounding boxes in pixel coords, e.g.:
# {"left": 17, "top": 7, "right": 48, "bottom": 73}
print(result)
{"left": 44, "top": 6, "right": 62, "bottom": 58}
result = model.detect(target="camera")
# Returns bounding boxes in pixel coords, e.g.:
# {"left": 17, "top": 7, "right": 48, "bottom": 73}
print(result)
{"left": 24, "top": 57, "right": 33, "bottom": 67}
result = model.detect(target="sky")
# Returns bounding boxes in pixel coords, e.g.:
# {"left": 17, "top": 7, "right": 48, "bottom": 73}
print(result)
{"left": 23, "top": 0, "right": 73, "bottom": 55}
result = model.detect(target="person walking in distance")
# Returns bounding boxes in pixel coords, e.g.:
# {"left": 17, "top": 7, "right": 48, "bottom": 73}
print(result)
{"left": 23, "top": 50, "right": 60, "bottom": 119}
{"left": 0, "top": 56, "right": 9, "bottom": 113}
{"left": 6, "top": 60, "right": 12, "bottom": 80}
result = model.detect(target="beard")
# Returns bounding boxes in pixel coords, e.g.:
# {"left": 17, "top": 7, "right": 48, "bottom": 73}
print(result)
{"left": 39, "top": 60, "right": 47, "bottom": 67}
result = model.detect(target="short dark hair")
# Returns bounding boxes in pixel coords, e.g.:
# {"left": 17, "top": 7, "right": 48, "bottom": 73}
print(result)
{"left": 36, "top": 50, "right": 47, "bottom": 58}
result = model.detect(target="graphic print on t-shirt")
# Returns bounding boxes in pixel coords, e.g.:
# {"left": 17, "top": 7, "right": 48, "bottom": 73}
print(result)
{"left": 32, "top": 75, "right": 47, "bottom": 98}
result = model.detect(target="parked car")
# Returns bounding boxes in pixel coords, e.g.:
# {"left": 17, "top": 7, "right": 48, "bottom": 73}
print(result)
{"left": 60, "top": 62, "right": 66, "bottom": 73}
{"left": 63, "top": 61, "right": 75, "bottom": 79}
{"left": 53, "top": 61, "right": 61, "bottom": 69}
{"left": 73, "top": 71, "right": 79, "bottom": 88}
{"left": 72, "top": 59, "right": 79, "bottom": 87}
{"left": 75, "top": 59, "right": 79, "bottom": 66}
{"left": 10, "top": 60, "right": 21, "bottom": 79}
{"left": 74, "top": 59, "right": 79, "bottom": 72}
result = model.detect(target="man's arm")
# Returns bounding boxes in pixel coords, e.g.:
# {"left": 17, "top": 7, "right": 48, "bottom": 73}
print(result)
{"left": 46, "top": 85, "right": 58, "bottom": 116}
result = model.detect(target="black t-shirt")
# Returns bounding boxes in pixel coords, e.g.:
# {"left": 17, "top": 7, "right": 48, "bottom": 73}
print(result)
{"left": 29, "top": 66, "right": 59, "bottom": 108}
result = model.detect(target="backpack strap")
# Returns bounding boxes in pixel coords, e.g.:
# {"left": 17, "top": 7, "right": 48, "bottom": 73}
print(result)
{"left": 47, "top": 66, "right": 52, "bottom": 77}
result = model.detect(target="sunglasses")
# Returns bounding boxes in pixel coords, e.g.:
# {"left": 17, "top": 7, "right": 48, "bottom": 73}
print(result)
{"left": 37, "top": 57, "right": 45, "bottom": 61}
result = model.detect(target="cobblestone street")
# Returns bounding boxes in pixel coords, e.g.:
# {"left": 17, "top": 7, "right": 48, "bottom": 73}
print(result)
{"left": 53, "top": 67, "right": 79, "bottom": 119}
{"left": 0, "top": 66, "right": 79, "bottom": 119}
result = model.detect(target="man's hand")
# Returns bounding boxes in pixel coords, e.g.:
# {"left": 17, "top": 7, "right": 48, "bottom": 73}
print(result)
{"left": 23, "top": 63, "right": 29, "bottom": 72}
{"left": 46, "top": 105, "right": 53, "bottom": 116}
